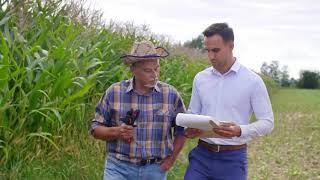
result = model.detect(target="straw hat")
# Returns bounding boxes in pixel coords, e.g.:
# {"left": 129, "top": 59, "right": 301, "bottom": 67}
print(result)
{"left": 121, "top": 40, "right": 169, "bottom": 65}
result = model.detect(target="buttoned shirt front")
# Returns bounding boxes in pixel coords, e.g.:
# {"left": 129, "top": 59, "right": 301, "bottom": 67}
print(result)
{"left": 189, "top": 60, "right": 274, "bottom": 145}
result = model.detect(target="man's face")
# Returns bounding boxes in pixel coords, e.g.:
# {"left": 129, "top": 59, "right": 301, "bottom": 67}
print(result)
{"left": 204, "top": 34, "right": 233, "bottom": 70}
{"left": 131, "top": 59, "right": 160, "bottom": 88}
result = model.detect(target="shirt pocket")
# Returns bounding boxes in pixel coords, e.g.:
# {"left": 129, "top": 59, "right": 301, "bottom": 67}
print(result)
{"left": 155, "top": 109, "right": 173, "bottom": 122}
{"left": 152, "top": 110, "right": 174, "bottom": 141}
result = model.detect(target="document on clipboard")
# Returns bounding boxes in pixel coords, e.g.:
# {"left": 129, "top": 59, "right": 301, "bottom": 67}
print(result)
{"left": 176, "top": 113, "right": 231, "bottom": 138}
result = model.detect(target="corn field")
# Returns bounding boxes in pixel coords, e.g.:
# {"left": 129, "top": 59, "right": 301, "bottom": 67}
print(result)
{"left": 0, "top": 0, "right": 208, "bottom": 178}
{"left": 0, "top": 0, "right": 289, "bottom": 179}
{"left": 1, "top": 0, "right": 132, "bottom": 164}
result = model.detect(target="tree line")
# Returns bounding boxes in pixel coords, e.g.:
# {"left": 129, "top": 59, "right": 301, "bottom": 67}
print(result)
{"left": 261, "top": 61, "right": 320, "bottom": 89}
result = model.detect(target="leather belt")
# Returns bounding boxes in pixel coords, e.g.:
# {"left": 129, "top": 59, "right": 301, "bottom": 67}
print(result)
{"left": 136, "top": 158, "right": 162, "bottom": 166}
{"left": 198, "top": 139, "right": 246, "bottom": 152}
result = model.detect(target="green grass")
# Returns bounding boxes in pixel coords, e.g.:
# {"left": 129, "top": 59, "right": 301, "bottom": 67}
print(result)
{"left": 248, "top": 89, "right": 320, "bottom": 180}
{"left": 1, "top": 132, "right": 106, "bottom": 180}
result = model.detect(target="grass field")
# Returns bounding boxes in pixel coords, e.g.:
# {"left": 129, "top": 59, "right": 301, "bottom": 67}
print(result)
{"left": 247, "top": 89, "right": 320, "bottom": 180}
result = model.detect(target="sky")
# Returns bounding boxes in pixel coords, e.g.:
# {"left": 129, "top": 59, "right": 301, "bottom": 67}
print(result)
{"left": 87, "top": 0, "right": 320, "bottom": 79}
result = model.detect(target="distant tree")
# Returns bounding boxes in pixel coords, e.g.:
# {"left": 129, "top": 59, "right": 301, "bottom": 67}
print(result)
{"left": 260, "top": 62, "right": 269, "bottom": 76}
{"left": 269, "top": 61, "right": 281, "bottom": 84}
{"left": 289, "top": 78, "right": 297, "bottom": 87}
{"left": 297, "top": 70, "right": 320, "bottom": 89}
{"left": 260, "top": 61, "right": 298, "bottom": 87}
{"left": 280, "top": 65, "right": 290, "bottom": 87}
{"left": 260, "top": 61, "right": 281, "bottom": 84}
{"left": 184, "top": 35, "right": 204, "bottom": 49}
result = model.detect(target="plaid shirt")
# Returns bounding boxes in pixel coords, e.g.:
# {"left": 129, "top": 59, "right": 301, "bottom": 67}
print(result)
{"left": 91, "top": 78, "right": 186, "bottom": 163}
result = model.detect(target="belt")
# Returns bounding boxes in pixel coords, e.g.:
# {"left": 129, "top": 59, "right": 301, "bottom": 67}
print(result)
{"left": 135, "top": 158, "right": 162, "bottom": 166}
{"left": 198, "top": 139, "right": 247, "bottom": 152}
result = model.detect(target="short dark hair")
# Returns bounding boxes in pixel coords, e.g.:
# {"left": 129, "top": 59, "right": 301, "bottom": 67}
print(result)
{"left": 202, "top": 23, "right": 234, "bottom": 42}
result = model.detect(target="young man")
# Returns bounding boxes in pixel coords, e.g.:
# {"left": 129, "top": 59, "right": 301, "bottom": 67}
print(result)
{"left": 184, "top": 23, "right": 274, "bottom": 179}
{"left": 90, "top": 40, "right": 186, "bottom": 180}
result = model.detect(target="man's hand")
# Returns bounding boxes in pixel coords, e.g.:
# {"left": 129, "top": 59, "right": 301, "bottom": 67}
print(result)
{"left": 118, "top": 123, "right": 134, "bottom": 143}
{"left": 213, "top": 122, "right": 241, "bottom": 138}
{"left": 160, "top": 155, "right": 176, "bottom": 171}
{"left": 184, "top": 128, "right": 204, "bottom": 138}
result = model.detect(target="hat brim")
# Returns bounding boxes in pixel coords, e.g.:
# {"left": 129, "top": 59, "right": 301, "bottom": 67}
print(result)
{"left": 121, "top": 47, "right": 169, "bottom": 65}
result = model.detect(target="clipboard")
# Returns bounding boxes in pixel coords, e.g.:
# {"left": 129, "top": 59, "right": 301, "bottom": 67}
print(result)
{"left": 176, "top": 113, "right": 231, "bottom": 138}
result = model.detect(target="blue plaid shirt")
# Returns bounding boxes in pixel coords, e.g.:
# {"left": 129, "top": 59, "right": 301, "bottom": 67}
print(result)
{"left": 91, "top": 78, "right": 186, "bottom": 163}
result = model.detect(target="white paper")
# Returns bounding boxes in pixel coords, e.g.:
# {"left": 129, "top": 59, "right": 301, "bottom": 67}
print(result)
{"left": 176, "top": 113, "right": 220, "bottom": 130}
{"left": 176, "top": 113, "right": 231, "bottom": 138}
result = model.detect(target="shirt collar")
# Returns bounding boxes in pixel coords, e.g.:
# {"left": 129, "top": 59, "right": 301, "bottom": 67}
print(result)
{"left": 229, "top": 58, "right": 240, "bottom": 73}
{"left": 126, "top": 78, "right": 134, "bottom": 93}
{"left": 126, "top": 77, "right": 161, "bottom": 93}
{"left": 211, "top": 57, "right": 241, "bottom": 76}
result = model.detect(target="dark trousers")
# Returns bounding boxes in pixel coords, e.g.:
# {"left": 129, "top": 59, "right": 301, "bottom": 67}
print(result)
{"left": 184, "top": 145, "right": 248, "bottom": 180}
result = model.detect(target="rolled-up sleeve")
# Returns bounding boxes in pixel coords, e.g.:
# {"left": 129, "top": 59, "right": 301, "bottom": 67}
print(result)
{"left": 90, "top": 91, "right": 111, "bottom": 135}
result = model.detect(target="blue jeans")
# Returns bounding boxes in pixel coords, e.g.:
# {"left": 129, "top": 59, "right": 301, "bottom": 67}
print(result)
{"left": 184, "top": 145, "right": 248, "bottom": 180}
{"left": 103, "top": 155, "right": 167, "bottom": 180}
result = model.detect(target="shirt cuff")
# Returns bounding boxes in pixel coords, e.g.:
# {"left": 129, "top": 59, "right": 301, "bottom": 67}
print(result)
{"left": 89, "top": 121, "right": 104, "bottom": 135}
{"left": 239, "top": 125, "right": 249, "bottom": 138}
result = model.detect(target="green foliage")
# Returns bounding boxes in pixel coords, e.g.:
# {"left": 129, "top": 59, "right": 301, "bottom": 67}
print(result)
{"left": 0, "top": 0, "right": 135, "bottom": 169}
{"left": 183, "top": 35, "right": 204, "bottom": 50}
{"left": 0, "top": 0, "right": 208, "bottom": 178}
{"left": 260, "top": 74, "right": 279, "bottom": 97}
{"left": 260, "top": 61, "right": 292, "bottom": 87}
{"left": 160, "top": 55, "right": 208, "bottom": 105}
{"left": 0, "top": 0, "right": 284, "bottom": 179}
{"left": 297, "top": 70, "right": 320, "bottom": 89}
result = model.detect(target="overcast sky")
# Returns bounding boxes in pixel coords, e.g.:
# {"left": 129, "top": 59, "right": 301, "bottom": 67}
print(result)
{"left": 88, "top": 0, "right": 320, "bottom": 79}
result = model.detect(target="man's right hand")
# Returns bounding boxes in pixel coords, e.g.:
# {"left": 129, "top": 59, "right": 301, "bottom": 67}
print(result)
{"left": 118, "top": 123, "right": 134, "bottom": 142}
{"left": 184, "top": 128, "right": 204, "bottom": 138}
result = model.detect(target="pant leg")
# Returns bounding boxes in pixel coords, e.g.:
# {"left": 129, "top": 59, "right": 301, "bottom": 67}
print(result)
{"left": 140, "top": 163, "right": 167, "bottom": 180}
{"left": 184, "top": 147, "right": 210, "bottom": 180}
{"left": 209, "top": 148, "right": 248, "bottom": 180}
{"left": 103, "top": 155, "right": 139, "bottom": 180}
{"left": 184, "top": 145, "right": 248, "bottom": 180}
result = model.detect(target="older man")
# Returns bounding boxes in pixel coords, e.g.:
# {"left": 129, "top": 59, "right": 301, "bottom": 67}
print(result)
{"left": 90, "top": 40, "right": 186, "bottom": 180}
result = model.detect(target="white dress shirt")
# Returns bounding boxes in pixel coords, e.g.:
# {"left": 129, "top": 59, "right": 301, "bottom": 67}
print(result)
{"left": 188, "top": 59, "right": 274, "bottom": 145}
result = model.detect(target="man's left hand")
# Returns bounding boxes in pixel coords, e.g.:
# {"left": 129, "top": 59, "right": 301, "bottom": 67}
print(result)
{"left": 160, "top": 155, "right": 176, "bottom": 171}
{"left": 213, "top": 122, "right": 241, "bottom": 138}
